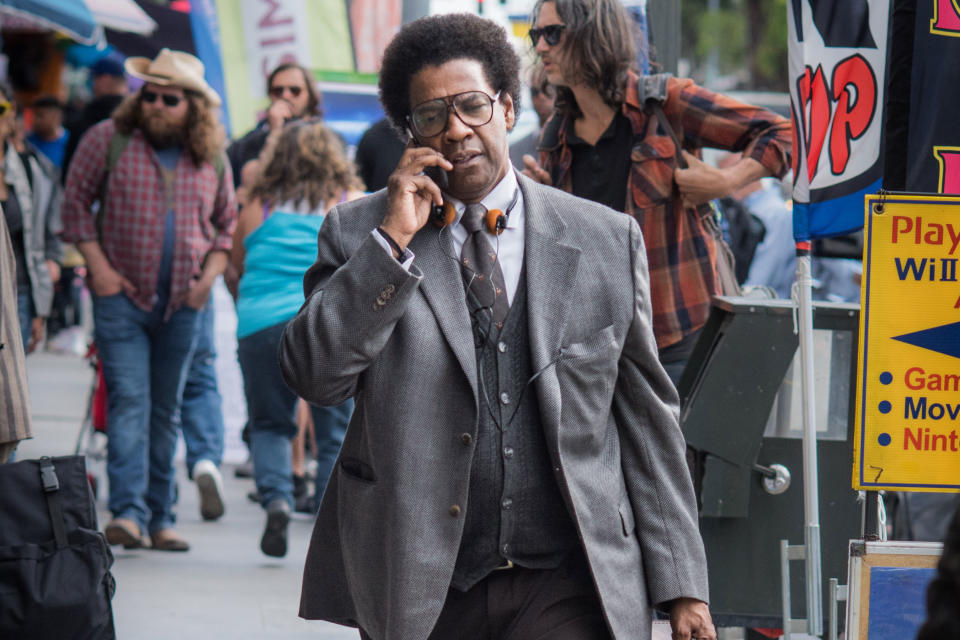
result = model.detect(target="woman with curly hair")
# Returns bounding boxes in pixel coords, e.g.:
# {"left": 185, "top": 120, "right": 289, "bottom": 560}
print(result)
{"left": 230, "top": 120, "right": 364, "bottom": 557}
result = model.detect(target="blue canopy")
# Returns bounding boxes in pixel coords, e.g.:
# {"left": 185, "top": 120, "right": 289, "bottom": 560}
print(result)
{"left": 0, "top": 0, "right": 98, "bottom": 44}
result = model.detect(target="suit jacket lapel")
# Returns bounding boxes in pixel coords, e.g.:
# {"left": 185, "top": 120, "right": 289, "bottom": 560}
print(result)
{"left": 520, "top": 176, "right": 582, "bottom": 434}
{"left": 409, "top": 223, "right": 478, "bottom": 399}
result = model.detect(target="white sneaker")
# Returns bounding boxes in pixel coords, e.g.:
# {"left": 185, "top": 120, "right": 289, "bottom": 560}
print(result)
{"left": 193, "top": 459, "right": 225, "bottom": 521}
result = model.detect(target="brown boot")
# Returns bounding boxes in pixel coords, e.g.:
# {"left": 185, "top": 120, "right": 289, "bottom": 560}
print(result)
{"left": 150, "top": 529, "right": 190, "bottom": 552}
{"left": 104, "top": 518, "right": 144, "bottom": 549}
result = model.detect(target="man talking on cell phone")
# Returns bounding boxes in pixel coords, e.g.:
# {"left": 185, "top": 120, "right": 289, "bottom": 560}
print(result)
{"left": 280, "top": 13, "right": 716, "bottom": 640}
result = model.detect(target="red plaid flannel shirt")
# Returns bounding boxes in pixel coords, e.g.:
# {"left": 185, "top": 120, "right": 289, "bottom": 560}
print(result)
{"left": 540, "top": 73, "right": 791, "bottom": 348}
{"left": 63, "top": 120, "right": 236, "bottom": 316}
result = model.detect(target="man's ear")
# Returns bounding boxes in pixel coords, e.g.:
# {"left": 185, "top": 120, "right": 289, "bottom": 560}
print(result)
{"left": 501, "top": 92, "right": 515, "bottom": 131}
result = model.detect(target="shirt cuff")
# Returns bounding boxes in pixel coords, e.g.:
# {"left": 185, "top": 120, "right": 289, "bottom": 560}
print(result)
{"left": 370, "top": 229, "right": 415, "bottom": 270}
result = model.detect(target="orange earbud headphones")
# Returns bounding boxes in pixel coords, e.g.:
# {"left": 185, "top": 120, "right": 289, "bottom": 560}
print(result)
{"left": 430, "top": 187, "right": 520, "bottom": 236}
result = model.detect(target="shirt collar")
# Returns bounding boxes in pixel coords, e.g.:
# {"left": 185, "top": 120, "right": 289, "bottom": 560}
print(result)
{"left": 447, "top": 168, "right": 522, "bottom": 231}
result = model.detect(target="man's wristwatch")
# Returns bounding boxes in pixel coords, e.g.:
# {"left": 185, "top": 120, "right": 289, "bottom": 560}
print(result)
{"left": 376, "top": 227, "right": 411, "bottom": 262}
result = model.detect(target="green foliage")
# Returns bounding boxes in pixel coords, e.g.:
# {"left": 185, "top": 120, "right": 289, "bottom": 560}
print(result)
{"left": 679, "top": 0, "right": 788, "bottom": 92}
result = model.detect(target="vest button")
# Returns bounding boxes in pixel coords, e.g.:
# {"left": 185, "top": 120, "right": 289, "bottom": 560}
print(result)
{"left": 449, "top": 504, "right": 461, "bottom": 517}
{"left": 501, "top": 497, "right": 513, "bottom": 510}
{"left": 497, "top": 341, "right": 507, "bottom": 353}
{"left": 502, "top": 446, "right": 514, "bottom": 459}
{"left": 460, "top": 433, "right": 473, "bottom": 446}
{"left": 499, "top": 392, "right": 510, "bottom": 405}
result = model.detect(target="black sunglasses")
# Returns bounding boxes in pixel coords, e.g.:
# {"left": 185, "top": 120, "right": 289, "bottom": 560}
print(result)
{"left": 142, "top": 90, "right": 182, "bottom": 108}
{"left": 529, "top": 24, "right": 566, "bottom": 47}
{"left": 268, "top": 85, "right": 303, "bottom": 99}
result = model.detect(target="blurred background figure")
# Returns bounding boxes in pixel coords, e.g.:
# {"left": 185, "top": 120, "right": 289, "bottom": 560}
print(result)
{"left": 230, "top": 121, "right": 363, "bottom": 558}
{"left": 0, "top": 82, "right": 64, "bottom": 355}
{"left": 354, "top": 116, "right": 405, "bottom": 192}
{"left": 62, "top": 49, "right": 236, "bottom": 552}
{"left": 27, "top": 95, "right": 69, "bottom": 171}
{"left": 62, "top": 57, "right": 129, "bottom": 177}
{"left": 510, "top": 65, "right": 555, "bottom": 169}
{"left": 717, "top": 152, "right": 794, "bottom": 299}
{"left": 227, "top": 63, "right": 323, "bottom": 188}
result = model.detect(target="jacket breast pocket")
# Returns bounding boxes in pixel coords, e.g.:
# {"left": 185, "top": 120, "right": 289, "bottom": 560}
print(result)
{"left": 561, "top": 324, "right": 617, "bottom": 360}
{"left": 557, "top": 325, "right": 619, "bottom": 409}
{"left": 630, "top": 135, "right": 678, "bottom": 210}
{"left": 339, "top": 457, "right": 377, "bottom": 484}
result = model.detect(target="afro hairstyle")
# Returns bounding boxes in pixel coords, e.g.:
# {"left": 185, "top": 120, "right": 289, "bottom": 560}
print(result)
{"left": 378, "top": 13, "right": 522, "bottom": 134}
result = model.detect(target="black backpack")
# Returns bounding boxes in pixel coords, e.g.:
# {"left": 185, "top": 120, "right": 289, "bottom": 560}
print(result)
{"left": 718, "top": 196, "right": 767, "bottom": 284}
{"left": 0, "top": 456, "right": 116, "bottom": 639}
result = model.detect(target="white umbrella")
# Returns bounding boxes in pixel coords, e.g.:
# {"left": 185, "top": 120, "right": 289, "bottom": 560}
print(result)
{"left": 84, "top": 0, "right": 156, "bottom": 35}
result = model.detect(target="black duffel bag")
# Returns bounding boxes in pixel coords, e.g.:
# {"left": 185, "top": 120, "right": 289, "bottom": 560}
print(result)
{"left": 0, "top": 455, "right": 116, "bottom": 639}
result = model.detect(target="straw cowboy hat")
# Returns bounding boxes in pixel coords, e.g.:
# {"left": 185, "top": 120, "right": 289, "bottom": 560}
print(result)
{"left": 125, "top": 48, "right": 221, "bottom": 106}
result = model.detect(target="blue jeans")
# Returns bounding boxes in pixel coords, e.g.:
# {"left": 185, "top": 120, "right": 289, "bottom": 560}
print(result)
{"left": 93, "top": 292, "right": 200, "bottom": 534}
{"left": 237, "top": 321, "right": 351, "bottom": 508}
{"left": 16, "top": 292, "right": 32, "bottom": 351}
{"left": 180, "top": 302, "right": 225, "bottom": 474}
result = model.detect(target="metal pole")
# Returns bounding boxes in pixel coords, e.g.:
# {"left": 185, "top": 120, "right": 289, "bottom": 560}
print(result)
{"left": 796, "top": 250, "right": 824, "bottom": 636}
{"left": 644, "top": 0, "right": 680, "bottom": 75}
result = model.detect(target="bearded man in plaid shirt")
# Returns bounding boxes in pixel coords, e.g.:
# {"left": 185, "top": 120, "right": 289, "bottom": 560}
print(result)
{"left": 523, "top": 0, "right": 791, "bottom": 387}
{"left": 63, "top": 50, "right": 236, "bottom": 552}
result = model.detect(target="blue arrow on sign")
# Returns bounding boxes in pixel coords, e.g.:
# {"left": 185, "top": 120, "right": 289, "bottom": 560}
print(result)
{"left": 893, "top": 321, "right": 960, "bottom": 360}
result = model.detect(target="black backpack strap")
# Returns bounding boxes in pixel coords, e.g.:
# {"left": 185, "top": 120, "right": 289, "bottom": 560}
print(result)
{"left": 40, "top": 457, "right": 68, "bottom": 549}
{"left": 649, "top": 102, "right": 687, "bottom": 170}
{"left": 637, "top": 73, "right": 688, "bottom": 170}
{"left": 96, "top": 132, "right": 131, "bottom": 242}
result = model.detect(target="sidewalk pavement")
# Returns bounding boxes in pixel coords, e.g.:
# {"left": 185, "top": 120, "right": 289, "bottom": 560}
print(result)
{"left": 21, "top": 347, "right": 359, "bottom": 640}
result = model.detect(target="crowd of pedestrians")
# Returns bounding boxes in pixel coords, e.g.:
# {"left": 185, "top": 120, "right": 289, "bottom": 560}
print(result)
{"left": 0, "top": 4, "right": 875, "bottom": 639}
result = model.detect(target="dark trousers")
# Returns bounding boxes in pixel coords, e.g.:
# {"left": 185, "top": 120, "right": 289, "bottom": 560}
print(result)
{"left": 361, "top": 552, "right": 610, "bottom": 640}
{"left": 658, "top": 327, "right": 702, "bottom": 389}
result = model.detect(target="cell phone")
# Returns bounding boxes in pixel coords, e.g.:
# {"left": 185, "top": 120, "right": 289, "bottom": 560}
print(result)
{"left": 407, "top": 128, "right": 449, "bottom": 214}
{"left": 423, "top": 163, "right": 449, "bottom": 191}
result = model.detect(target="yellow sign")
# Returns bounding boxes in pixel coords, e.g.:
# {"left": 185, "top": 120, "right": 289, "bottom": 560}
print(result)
{"left": 855, "top": 193, "right": 960, "bottom": 491}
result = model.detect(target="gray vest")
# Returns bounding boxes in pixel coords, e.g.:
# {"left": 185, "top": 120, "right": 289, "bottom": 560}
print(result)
{"left": 451, "top": 274, "right": 579, "bottom": 591}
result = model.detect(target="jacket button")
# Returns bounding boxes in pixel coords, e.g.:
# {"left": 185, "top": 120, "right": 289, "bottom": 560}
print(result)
{"left": 460, "top": 433, "right": 472, "bottom": 446}
{"left": 449, "top": 504, "right": 461, "bottom": 517}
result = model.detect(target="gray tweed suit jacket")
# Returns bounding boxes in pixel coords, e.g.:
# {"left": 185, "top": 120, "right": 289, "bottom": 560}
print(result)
{"left": 279, "top": 174, "right": 709, "bottom": 640}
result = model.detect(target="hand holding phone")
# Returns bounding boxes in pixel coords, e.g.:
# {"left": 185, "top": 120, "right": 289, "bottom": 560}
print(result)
{"left": 380, "top": 136, "right": 453, "bottom": 250}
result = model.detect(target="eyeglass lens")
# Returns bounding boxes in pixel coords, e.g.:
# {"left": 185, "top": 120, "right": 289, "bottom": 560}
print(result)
{"left": 269, "top": 85, "right": 303, "bottom": 98}
{"left": 142, "top": 91, "right": 182, "bottom": 107}
{"left": 411, "top": 91, "right": 497, "bottom": 138}
{"left": 529, "top": 24, "right": 565, "bottom": 47}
